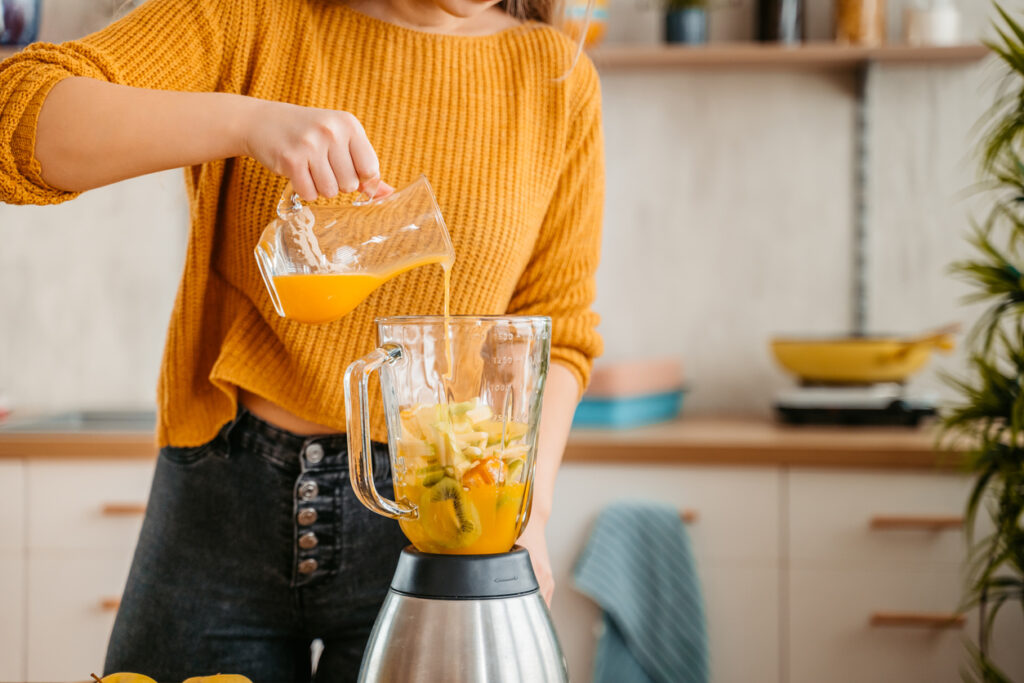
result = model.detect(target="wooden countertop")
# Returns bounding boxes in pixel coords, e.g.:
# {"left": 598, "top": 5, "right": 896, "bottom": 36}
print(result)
{"left": 565, "top": 418, "right": 964, "bottom": 469}
{"left": 0, "top": 417, "right": 964, "bottom": 468}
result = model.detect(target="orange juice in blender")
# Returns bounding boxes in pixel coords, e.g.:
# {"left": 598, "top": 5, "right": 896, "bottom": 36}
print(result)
{"left": 392, "top": 399, "right": 531, "bottom": 555}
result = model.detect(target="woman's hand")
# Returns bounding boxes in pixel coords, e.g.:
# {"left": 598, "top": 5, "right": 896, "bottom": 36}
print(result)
{"left": 517, "top": 519, "right": 554, "bottom": 605}
{"left": 242, "top": 99, "right": 394, "bottom": 202}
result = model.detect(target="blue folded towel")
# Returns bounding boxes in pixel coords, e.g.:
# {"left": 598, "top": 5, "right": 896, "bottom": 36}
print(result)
{"left": 573, "top": 501, "right": 709, "bottom": 683}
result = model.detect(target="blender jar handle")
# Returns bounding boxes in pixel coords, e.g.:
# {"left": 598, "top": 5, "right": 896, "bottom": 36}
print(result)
{"left": 344, "top": 344, "right": 417, "bottom": 520}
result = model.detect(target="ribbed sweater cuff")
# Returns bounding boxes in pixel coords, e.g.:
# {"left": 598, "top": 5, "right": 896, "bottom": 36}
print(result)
{"left": 6, "top": 66, "right": 77, "bottom": 199}
{"left": 551, "top": 347, "right": 592, "bottom": 399}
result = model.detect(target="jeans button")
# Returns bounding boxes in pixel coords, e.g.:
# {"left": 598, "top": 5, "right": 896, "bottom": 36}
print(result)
{"left": 297, "top": 508, "right": 318, "bottom": 525}
{"left": 299, "top": 532, "right": 318, "bottom": 550}
{"left": 298, "top": 558, "right": 318, "bottom": 575}
{"left": 299, "top": 481, "right": 319, "bottom": 501}
{"left": 305, "top": 443, "right": 325, "bottom": 465}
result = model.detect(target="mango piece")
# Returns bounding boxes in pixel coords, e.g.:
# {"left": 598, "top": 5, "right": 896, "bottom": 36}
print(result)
{"left": 448, "top": 399, "right": 478, "bottom": 416}
{"left": 398, "top": 438, "right": 436, "bottom": 461}
{"left": 400, "top": 410, "right": 424, "bottom": 440}
{"left": 476, "top": 419, "right": 528, "bottom": 446}
{"left": 506, "top": 458, "right": 525, "bottom": 483}
{"left": 92, "top": 675, "right": 158, "bottom": 683}
{"left": 465, "top": 403, "right": 493, "bottom": 424}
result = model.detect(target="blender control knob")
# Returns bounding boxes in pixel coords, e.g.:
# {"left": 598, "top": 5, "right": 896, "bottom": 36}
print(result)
{"left": 298, "top": 559, "right": 318, "bottom": 575}
{"left": 299, "top": 532, "right": 319, "bottom": 549}
{"left": 297, "top": 508, "right": 318, "bottom": 525}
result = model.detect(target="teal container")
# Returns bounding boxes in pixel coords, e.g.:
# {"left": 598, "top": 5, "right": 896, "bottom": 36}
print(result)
{"left": 572, "top": 390, "right": 686, "bottom": 429}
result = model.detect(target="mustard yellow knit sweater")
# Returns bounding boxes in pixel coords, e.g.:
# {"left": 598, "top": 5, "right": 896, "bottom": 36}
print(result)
{"left": 0, "top": 0, "right": 604, "bottom": 447}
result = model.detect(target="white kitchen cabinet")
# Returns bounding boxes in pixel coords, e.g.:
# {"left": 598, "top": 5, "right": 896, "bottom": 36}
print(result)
{"left": 26, "top": 549, "right": 133, "bottom": 681}
{"left": 0, "top": 555, "right": 26, "bottom": 681}
{"left": 14, "top": 459, "right": 150, "bottom": 681}
{"left": 788, "top": 470, "right": 974, "bottom": 570}
{"left": 0, "top": 461, "right": 26, "bottom": 681}
{"left": 548, "top": 464, "right": 781, "bottom": 683}
{"left": 788, "top": 566, "right": 1024, "bottom": 683}
{"left": 0, "top": 460, "right": 24, "bottom": 549}
{"left": 787, "top": 470, "right": 1024, "bottom": 683}
{"left": 27, "top": 460, "right": 154, "bottom": 550}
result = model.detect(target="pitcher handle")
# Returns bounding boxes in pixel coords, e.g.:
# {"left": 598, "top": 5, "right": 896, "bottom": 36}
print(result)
{"left": 344, "top": 344, "right": 417, "bottom": 520}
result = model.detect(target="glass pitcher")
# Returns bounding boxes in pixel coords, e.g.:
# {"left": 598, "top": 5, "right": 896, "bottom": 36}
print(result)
{"left": 254, "top": 175, "right": 455, "bottom": 324}
{"left": 345, "top": 316, "right": 551, "bottom": 555}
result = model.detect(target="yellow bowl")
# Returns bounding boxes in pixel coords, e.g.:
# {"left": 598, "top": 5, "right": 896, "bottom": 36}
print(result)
{"left": 770, "top": 335, "right": 953, "bottom": 384}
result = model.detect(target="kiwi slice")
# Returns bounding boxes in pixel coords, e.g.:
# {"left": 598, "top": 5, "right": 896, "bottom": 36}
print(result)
{"left": 417, "top": 464, "right": 445, "bottom": 487}
{"left": 506, "top": 458, "right": 525, "bottom": 483}
{"left": 418, "top": 477, "right": 482, "bottom": 549}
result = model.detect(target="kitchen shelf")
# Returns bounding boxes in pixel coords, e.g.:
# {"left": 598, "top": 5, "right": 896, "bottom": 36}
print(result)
{"left": 590, "top": 42, "right": 990, "bottom": 70}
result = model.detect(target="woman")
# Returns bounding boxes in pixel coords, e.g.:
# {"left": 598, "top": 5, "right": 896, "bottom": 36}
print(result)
{"left": 0, "top": 0, "right": 603, "bottom": 678}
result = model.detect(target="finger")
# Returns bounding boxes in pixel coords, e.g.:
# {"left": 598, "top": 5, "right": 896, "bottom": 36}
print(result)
{"left": 309, "top": 156, "right": 339, "bottom": 199}
{"left": 348, "top": 128, "right": 381, "bottom": 186}
{"left": 362, "top": 179, "right": 395, "bottom": 200}
{"left": 328, "top": 144, "right": 360, "bottom": 194}
{"left": 290, "top": 166, "right": 318, "bottom": 203}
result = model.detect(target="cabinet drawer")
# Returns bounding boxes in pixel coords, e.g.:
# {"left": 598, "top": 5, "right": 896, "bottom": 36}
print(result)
{"left": 26, "top": 548, "right": 134, "bottom": 682}
{"left": 0, "top": 556, "right": 26, "bottom": 682}
{"left": 550, "top": 464, "right": 780, "bottom": 563}
{"left": 0, "top": 461, "right": 25, "bottom": 550}
{"left": 548, "top": 464, "right": 781, "bottom": 683}
{"left": 789, "top": 470, "right": 973, "bottom": 569}
{"left": 27, "top": 461, "right": 154, "bottom": 550}
{"left": 788, "top": 567, "right": 1024, "bottom": 683}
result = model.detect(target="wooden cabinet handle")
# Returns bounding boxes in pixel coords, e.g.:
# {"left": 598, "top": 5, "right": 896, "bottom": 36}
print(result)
{"left": 99, "top": 597, "right": 121, "bottom": 611}
{"left": 869, "top": 515, "right": 963, "bottom": 530}
{"left": 680, "top": 509, "right": 699, "bottom": 523}
{"left": 100, "top": 502, "right": 147, "bottom": 516}
{"left": 870, "top": 611, "right": 966, "bottom": 628}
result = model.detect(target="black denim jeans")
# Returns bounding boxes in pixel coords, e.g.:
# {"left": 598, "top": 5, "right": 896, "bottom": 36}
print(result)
{"left": 104, "top": 409, "right": 407, "bottom": 682}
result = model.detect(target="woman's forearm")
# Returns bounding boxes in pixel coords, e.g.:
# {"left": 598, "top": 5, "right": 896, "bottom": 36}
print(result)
{"left": 35, "top": 77, "right": 250, "bottom": 192}
{"left": 530, "top": 363, "right": 580, "bottom": 524}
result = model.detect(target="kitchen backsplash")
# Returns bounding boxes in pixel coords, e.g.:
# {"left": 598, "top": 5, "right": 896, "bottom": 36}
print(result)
{"left": 0, "top": 0, "right": 996, "bottom": 415}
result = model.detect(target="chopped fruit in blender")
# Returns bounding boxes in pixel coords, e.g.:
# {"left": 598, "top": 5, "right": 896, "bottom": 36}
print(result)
{"left": 506, "top": 458, "right": 525, "bottom": 483}
{"left": 475, "top": 418, "right": 528, "bottom": 446}
{"left": 392, "top": 398, "right": 532, "bottom": 554}
{"left": 417, "top": 477, "right": 483, "bottom": 550}
{"left": 463, "top": 457, "right": 507, "bottom": 488}
{"left": 398, "top": 438, "right": 436, "bottom": 461}
{"left": 416, "top": 464, "right": 446, "bottom": 487}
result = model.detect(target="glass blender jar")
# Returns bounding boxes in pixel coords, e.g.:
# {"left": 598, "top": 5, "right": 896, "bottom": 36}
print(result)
{"left": 344, "top": 315, "right": 551, "bottom": 554}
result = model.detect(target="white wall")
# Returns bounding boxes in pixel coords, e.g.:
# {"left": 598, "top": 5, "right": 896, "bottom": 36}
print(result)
{"left": 0, "top": 0, "right": 1006, "bottom": 414}
{"left": 0, "top": 1, "right": 187, "bottom": 410}
{"left": 593, "top": 0, "right": 998, "bottom": 415}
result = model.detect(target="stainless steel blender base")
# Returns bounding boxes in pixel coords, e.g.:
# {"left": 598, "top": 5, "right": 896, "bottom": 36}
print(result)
{"left": 358, "top": 547, "right": 568, "bottom": 682}
{"left": 358, "top": 590, "right": 568, "bottom": 683}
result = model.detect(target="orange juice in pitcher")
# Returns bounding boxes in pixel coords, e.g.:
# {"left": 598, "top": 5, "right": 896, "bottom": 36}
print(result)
{"left": 256, "top": 175, "right": 454, "bottom": 324}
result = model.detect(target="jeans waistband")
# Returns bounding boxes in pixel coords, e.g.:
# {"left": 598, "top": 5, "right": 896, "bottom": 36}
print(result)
{"left": 225, "top": 407, "right": 391, "bottom": 477}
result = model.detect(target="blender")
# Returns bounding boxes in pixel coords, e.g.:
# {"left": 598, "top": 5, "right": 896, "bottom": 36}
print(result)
{"left": 344, "top": 315, "right": 568, "bottom": 682}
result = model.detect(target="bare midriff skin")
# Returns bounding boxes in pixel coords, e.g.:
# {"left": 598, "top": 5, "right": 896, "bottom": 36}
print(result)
{"left": 239, "top": 389, "right": 342, "bottom": 435}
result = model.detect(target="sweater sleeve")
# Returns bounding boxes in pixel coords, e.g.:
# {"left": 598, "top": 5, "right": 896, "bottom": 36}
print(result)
{"left": 0, "top": 0, "right": 232, "bottom": 205}
{"left": 506, "top": 59, "right": 605, "bottom": 395}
